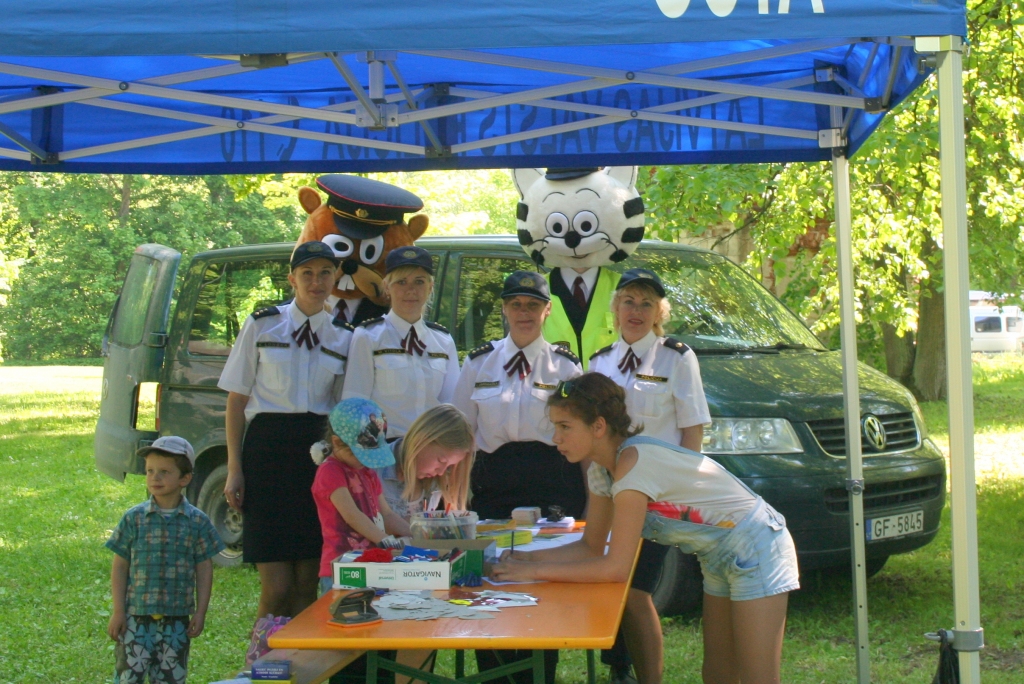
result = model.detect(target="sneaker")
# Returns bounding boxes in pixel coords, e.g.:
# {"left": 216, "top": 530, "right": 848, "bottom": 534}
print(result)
{"left": 608, "top": 665, "right": 639, "bottom": 684}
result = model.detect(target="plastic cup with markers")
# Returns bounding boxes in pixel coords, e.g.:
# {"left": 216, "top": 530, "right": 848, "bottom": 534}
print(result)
{"left": 410, "top": 510, "right": 479, "bottom": 540}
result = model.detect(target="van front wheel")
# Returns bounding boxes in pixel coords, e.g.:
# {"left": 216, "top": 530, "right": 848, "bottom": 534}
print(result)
{"left": 196, "top": 464, "right": 244, "bottom": 567}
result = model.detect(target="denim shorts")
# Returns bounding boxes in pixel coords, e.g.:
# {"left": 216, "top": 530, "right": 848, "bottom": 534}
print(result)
{"left": 698, "top": 499, "right": 800, "bottom": 601}
{"left": 643, "top": 497, "right": 800, "bottom": 601}
{"left": 318, "top": 576, "right": 335, "bottom": 596}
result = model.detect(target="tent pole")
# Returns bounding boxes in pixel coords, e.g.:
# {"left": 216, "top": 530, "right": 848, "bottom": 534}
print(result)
{"left": 832, "top": 148, "right": 870, "bottom": 684}
{"left": 936, "top": 35, "right": 983, "bottom": 684}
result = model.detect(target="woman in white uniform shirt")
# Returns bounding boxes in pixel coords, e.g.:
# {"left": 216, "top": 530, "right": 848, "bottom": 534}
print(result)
{"left": 453, "top": 270, "right": 584, "bottom": 684}
{"left": 453, "top": 270, "right": 586, "bottom": 520}
{"left": 219, "top": 241, "right": 352, "bottom": 619}
{"left": 342, "top": 246, "right": 459, "bottom": 439}
{"left": 588, "top": 267, "right": 711, "bottom": 684}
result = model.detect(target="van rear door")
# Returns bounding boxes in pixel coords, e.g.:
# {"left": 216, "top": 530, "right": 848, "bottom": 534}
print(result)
{"left": 95, "top": 244, "right": 181, "bottom": 480}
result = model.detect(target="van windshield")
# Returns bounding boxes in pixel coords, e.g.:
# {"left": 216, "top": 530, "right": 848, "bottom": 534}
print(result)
{"left": 623, "top": 249, "right": 826, "bottom": 352}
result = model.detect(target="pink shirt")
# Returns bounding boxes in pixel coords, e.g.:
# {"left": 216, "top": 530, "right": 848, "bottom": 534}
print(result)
{"left": 312, "top": 457, "right": 384, "bottom": 577}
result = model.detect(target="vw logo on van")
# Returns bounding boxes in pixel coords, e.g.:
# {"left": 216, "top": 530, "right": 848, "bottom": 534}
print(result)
{"left": 862, "top": 414, "right": 887, "bottom": 451}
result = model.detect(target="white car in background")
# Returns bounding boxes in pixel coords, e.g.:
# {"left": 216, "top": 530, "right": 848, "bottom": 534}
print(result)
{"left": 970, "top": 304, "right": 1024, "bottom": 352}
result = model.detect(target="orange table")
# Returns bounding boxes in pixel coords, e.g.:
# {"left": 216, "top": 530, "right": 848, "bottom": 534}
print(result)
{"left": 269, "top": 579, "right": 632, "bottom": 684}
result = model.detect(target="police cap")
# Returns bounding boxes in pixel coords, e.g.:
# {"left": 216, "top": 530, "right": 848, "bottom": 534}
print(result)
{"left": 291, "top": 241, "right": 341, "bottom": 270}
{"left": 616, "top": 268, "right": 666, "bottom": 298}
{"left": 385, "top": 245, "right": 433, "bottom": 276}
{"left": 501, "top": 270, "right": 550, "bottom": 302}
{"left": 316, "top": 174, "right": 424, "bottom": 240}
{"left": 544, "top": 167, "right": 600, "bottom": 181}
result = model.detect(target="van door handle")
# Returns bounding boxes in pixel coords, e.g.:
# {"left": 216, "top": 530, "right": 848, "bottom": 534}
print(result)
{"left": 146, "top": 332, "right": 168, "bottom": 348}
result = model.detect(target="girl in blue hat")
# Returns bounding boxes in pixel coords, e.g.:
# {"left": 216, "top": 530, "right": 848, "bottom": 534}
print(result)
{"left": 311, "top": 397, "right": 412, "bottom": 596}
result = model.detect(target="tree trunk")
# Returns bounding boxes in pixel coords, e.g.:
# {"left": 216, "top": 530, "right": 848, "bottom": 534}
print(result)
{"left": 912, "top": 277, "right": 947, "bottom": 401}
{"left": 117, "top": 175, "right": 132, "bottom": 226}
{"left": 881, "top": 321, "right": 916, "bottom": 388}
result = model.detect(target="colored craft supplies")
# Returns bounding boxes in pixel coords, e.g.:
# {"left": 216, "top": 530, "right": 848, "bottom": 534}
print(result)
{"left": 511, "top": 506, "right": 542, "bottom": 525}
{"left": 483, "top": 529, "right": 534, "bottom": 548}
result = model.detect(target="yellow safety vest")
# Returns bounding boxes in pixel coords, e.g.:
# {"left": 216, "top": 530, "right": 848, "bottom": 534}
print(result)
{"left": 543, "top": 269, "right": 621, "bottom": 370}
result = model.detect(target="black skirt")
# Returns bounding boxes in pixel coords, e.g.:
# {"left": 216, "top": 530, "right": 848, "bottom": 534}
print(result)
{"left": 242, "top": 412, "right": 326, "bottom": 563}
{"left": 470, "top": 441, "right": 587, "bottom": 520}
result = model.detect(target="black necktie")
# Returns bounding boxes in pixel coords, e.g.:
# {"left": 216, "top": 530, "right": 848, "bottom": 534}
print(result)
{"left": 402, "top": 326, "right": 426, "bottom": 356}
{"left": 334, "top": 302, "right": 348, "bottom": 323}
{"left": 572, "top": 276, "right": 588, "bottom": 310}
{"left": 618, "top": 347, "right": 641, "bottom": 374}
{"left": 503, "top": 351, "right": 531, "bottom": 379}
{"left": 291, "top": 319, "right": 320, "bottom": 350}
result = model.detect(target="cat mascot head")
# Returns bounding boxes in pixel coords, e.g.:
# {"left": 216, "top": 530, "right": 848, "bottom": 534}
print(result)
{"left": 512, "top": 166, "right": 645, "bottom": 269}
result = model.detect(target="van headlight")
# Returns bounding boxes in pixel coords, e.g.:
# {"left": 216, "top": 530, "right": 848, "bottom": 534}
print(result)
{"left": 703, "top": 418, "right": 804, "bottom": 454}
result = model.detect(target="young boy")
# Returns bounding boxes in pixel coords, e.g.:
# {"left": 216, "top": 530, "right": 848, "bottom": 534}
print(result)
{"left": 106, "top": 436, "right": 225, "bottom": 684}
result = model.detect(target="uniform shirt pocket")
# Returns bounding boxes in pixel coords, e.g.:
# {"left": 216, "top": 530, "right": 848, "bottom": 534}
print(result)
{"left": 632, "top": 378, "right": 672, "bottom": 417}
{"left": 426, "top": 356, "right": 450, "bottom": 399}
{"left": 373, "top": 353, "right": 411, "bottom": 395}
{"left": 257, "top": 346, "right": 292, "bottom": 392}
{"left": 527, "top": 385, "right": 556, "bottom": 432}
{"left": 470, "top": 384, "right": 504, "bottom": 427}
{"left": 314, "top": 352, "right": 346, "bottom": 397}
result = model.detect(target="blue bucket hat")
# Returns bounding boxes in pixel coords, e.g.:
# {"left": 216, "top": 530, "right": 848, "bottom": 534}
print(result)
{"left": 328, "top": 398, "right": 395, "bottom": 468}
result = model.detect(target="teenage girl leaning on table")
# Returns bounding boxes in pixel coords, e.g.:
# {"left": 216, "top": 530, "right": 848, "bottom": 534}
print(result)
{"left": 492, "top": 372, "right": 799, "bottom": 684}
{"left": 588, "top": 268, "right": 711, "bottom": 684}
{"left": 219, "top": 241, "right": 351, "bottom": 619}
{"left": 342, "top": 245, "right": 460, "bottom": 440}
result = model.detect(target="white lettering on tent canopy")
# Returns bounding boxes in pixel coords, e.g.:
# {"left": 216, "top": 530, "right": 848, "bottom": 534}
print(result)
{"left": 656, "top": 0, "right": 825, "bottom": 18}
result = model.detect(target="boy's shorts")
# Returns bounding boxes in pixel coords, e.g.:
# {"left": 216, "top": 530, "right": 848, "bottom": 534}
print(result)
{"left": 115, "top": 614, "right": 190, "bottom": 684}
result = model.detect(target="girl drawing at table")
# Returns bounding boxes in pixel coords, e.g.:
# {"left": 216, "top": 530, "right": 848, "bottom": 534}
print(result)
{"left": 492, "top": 372, "right": 799, "bottom": 684}
{"left": 312, "top": 400, "right": 473, "bottom": 684}
{"left": 378, "top": 403, "right": 475, "bottom": 522}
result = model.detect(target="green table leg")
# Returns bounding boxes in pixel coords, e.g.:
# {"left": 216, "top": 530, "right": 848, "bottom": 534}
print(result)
{"left": 532, "top": 650, "right": 545, "bottom": 684}
{"left": 587, "top": 649, "right": 596, "bottom": 684}
{"left": 366, "top": 649, "right": 378, "bottom": 684}
{"left": 455, "top": 650, "right": 465, "bottom": 679}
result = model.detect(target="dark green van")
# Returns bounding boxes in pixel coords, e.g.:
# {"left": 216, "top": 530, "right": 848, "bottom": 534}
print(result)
{"left": 95, "top": 236, "right": 946, "bottom": 613}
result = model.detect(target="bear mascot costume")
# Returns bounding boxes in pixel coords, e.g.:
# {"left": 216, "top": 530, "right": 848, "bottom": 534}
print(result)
{"left": 295, "top": 174, "right": 428, "bottom": 325}
{"left": 512, "top": 166, "right": 645, "bottom": 369}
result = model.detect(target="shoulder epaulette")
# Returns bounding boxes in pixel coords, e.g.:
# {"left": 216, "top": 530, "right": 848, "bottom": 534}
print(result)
{"left": 554, "top": 346, "right": 581, "bottom": 365}
{"left": 425, "top": 320, "right": 450, "bottom": 335}
{"left": 359, "top": 316, "right": 386, "bottom": 328}
{"left": 589, "top": 344, "right": 614, "bottom": 360}
{"left": 468, "top": 341, "right": 495, "bottom": 360}
{"left": 663, "top": 337, "right": 691, "bottom": 355}
{"left": 331, "top": 315, "right": 355, "bottom": 332}
{"left": 251, "top": 306, "right": 280, "bottom": 320}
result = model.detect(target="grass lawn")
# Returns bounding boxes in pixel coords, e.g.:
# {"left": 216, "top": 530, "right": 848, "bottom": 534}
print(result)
{"left": 1, "top": 359, "right": 1022, "bottom": 683}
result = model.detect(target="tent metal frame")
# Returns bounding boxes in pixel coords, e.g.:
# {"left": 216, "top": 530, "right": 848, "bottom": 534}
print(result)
{"left": 0, "top": 37, "right": 900, "bottom": 165}
{"left": 0, "top": 26, "right": 983, "bottom": 684}
{"left": 831, "top": 35, "right": 982, "bottom": 683}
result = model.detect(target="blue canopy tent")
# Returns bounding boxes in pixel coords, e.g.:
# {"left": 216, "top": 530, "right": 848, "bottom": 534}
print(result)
{"left": 0, "top": 1, "right": 979, "bottom": 680}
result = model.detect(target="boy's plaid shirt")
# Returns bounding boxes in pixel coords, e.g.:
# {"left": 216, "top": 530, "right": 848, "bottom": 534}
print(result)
{"left": 106, "top": 496, "right": 225, "bottom": 616}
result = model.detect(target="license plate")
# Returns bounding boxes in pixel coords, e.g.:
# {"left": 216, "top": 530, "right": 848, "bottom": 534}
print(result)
{"left": 866, "top": 510, "right": 923, "bottom": 541}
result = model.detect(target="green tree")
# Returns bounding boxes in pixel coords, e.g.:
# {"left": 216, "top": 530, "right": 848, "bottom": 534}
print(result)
{"left": 0, "top": 169, "right": 518, "bottom": 361}
{"left": 640, "top": 0, "right": 1024, "bottom": 401}
{"left": 0, "top": 174, "right": 301, "bottom": 360}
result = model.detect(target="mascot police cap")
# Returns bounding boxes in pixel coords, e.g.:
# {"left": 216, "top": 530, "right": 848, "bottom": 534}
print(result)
{"left": 512, "top": 166, "right": 645, "bottom": 269}
{"left": 316, "top": 174, "right": 424, "bottom": 240}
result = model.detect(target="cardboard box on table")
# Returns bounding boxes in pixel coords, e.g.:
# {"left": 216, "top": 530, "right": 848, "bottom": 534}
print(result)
{"left": 331, "top": 539, "right": 496, "bottom": 590}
